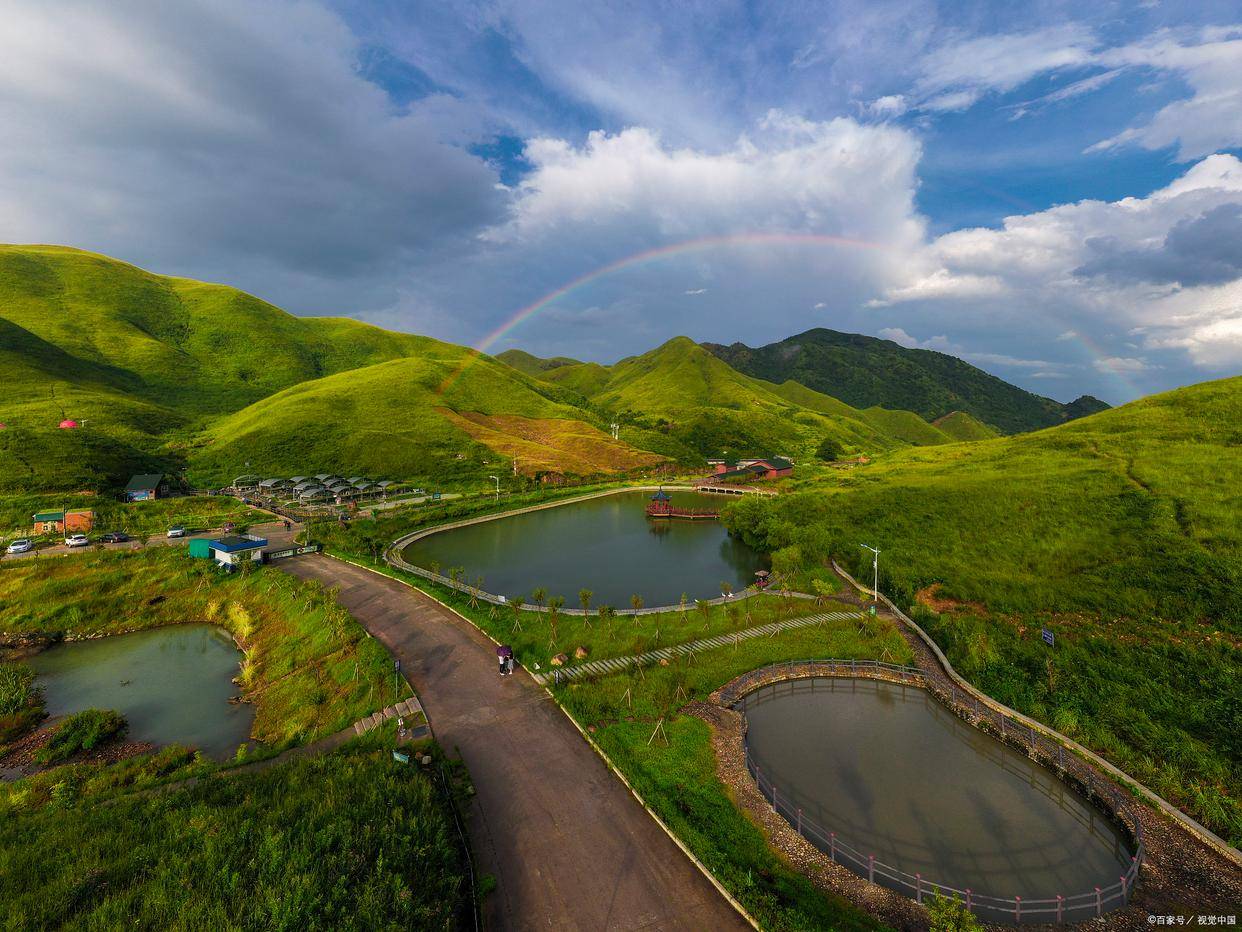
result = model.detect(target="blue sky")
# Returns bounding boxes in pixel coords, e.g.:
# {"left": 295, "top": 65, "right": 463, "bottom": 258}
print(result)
{"left": 2, "top": 1, "right": 1241, "bottom": 404}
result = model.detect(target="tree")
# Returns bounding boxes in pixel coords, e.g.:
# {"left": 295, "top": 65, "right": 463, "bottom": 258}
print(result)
{"left": 429, "top": 559, "right": 441, "bottom": 577}
{"left": 696, "top": 599, "right": 711, "bottom": 629}
{"left": 630, "top": 594, "right": 644, "bottom": 620}
{"left": 811, "top": 578, "right": 835, "bottom": 608}
{"left": 578, "top": 588, "right": 593, "bottom": 623}
{"left": 547, "top": 595, "right": 565, "bottom": 649}
{"left": 598, "top": 604, "right": 615, "bottom": 632}
{"left": 816, "top": 437, "right": 844, "bottom": 462}
{"left": 509, "top": 595, "right": 525, "bottom": 632}
{"left": 925, "top": 893, "right": 983, "bottom": 932}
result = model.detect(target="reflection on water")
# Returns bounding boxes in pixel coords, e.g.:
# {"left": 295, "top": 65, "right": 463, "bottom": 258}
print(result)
{"left": 742, "top": 678, "right": 1132, "bottom": 904}
{"left": 25, "top": 624, "right": 254, "bottom": 760}
{"left": 403, "top": 490, "right": 767, "bottom": 606}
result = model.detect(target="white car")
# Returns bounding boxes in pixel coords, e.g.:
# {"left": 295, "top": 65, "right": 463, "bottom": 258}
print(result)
{"left": 167, "top": 526, "right": 186, "bottom": 538}
{"left": 64, "top": 534, "right": 90, "bottom": 547}
{"left": 6, "top": 538, "right": 33, "bottom": 554}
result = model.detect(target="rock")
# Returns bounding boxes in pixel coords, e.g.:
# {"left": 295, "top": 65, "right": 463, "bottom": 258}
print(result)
{"left": 550, "top": 653, "right": 569, "bottom": 666}
{"left": 574, "top": 646, "right": 589, "bottom": 660}
{"left": 658, "top": 658, "right": 670, "bottom": 667}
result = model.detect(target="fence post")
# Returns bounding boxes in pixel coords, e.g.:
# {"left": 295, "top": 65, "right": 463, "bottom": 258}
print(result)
{"left": 868, "top": 855, "right": 875, "bottom": 884}
{"left": 797, "top": 807, "right": 802, "bottom": 835}
{"left": 1059, "top": 745, "right": 1065, "bottom": 770}
{"left": 830, "top": 832, "right": 836, "bottom": 862}
{"left": 1057, "top": 895, "right": 1063, "bottom": 923}
{"left": 915, "top": 873, "right": 922, "bottom": 904}
{"left": 966, "top": 889, "right": 972, "bottom": 912}
{"left": 1120, "top": 874, "right": 1127, "bottom": 901}
{"left": 1095, "top": 887, "right": 1102, "bottom": 917}
{"left": 1015, "top": 896, "right": 1021, "bottom": 922}
{"left": 771, "top": 782, "right": 778, "bottom": 814}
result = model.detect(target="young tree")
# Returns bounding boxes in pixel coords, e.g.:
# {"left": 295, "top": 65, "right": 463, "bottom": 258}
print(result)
{"left": 630, "top": 593, "right": 644, "bottom": 621}
{"left": 578, "top": 588, "right": 593, "bottom": 626}
{"left": 429, "top": 559, "right": 441, "bottom": 577}
{"left": 531, "top": 587, "right": 547, "bottom": 610}
{"left": 547, "top": 595, "right": 565, "bottom": 650}
{"left": 509, "top": 595, "right": 525, "bottom": 632}
{"left": 598, "top": 604, "right": 614, "bottom": 633}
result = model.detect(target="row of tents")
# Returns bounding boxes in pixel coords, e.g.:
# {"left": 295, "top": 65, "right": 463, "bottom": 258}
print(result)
{"left": 233, "top": 474, "right": 397, "bottom": 502}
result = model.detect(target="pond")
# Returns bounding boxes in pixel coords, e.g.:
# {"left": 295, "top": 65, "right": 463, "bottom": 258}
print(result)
{"left": 401, "top": 490, "right": 766, "bottom": 607}
{"left": 26, "top": 624, "right": 254, "bottom": 760}
{"left": 740, "top": 678, "right": 1134, "bottom": 923}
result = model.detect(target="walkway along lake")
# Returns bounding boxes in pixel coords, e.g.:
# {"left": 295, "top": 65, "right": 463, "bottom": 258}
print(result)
{"left": 400, "top": 490, "right": 766, "bottom": 607}
{"left": 740, "top": 677, "right": 1134, "bottom": 923}
{"left": 26, "top": 625, "right": 254, "bottom": 760}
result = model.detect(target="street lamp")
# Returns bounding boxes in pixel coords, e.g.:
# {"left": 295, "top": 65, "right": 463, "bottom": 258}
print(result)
{"left": 860, "top": 544, "right": 880, "bottom": 601}
{"left": 488, "top": 475, "right": 500, "bottom": 502}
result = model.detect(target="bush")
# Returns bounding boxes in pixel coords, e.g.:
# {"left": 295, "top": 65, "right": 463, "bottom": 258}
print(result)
{"left": 0, "top": 664, "right": 39, "bottom": 717}
{"left": 816, "top": 437, "right": 845, "bottom": 461}
{"left": 35, "top": 709, "right": 127, "bottom": 765}
{"left": 926, "top": 892, "right": 984, "bottom": 931}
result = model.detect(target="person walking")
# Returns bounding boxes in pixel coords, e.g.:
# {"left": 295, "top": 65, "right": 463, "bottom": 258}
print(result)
{"left": 497, "top": 644, "right": 513, "bottom": 676}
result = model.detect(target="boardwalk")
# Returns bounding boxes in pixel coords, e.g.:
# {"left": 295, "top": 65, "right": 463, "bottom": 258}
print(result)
{"left": 534, "top": 610, "right": 860, "bottom": 685}
{"left": 280, "top": 555, "right": 748, "bottom": 932}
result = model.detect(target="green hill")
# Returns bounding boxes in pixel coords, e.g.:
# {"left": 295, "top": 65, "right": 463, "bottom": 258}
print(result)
{"left": 494, "top": 348, "right": 583, "bottom": 376}
{"left": 722, "top": 375, "right": 1242, "bottom": 844}
{"left": 190, "top": 344, "right": 666, "bottom": 486}
{"left": 703, "top": 327, "right": 1109, "bottom": 433}
{"left": 931, "top": 410, "right": 999, "bottom": 441}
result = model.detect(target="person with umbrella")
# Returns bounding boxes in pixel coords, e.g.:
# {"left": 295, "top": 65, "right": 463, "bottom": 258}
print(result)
{"left": 497, "top": 644, "right": 513, "bottom": 676}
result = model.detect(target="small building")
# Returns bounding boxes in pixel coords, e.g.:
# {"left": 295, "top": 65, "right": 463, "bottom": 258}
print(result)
{"left": 647, "top": 489, "right": 671, "bottom": 517}
{"left": 124, "top": 473, "right": 170, "bottom": 502}
{"left": 705, "top": 456, "right": 794, "bottom": 481}
{"left": 206, "top": 535, "right": 268, "bottom": 570}
{"left": 32, "top": 509, "right": 95, "bottom": 534}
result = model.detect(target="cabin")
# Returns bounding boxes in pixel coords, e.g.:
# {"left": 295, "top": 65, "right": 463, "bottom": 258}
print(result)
{"left": 204, "top": 534, "right": 268, "bottom": 570}
{"left": 705, "top": 456, "right": 794, "bottom": 482}
{"left": 124, "top": 473, "right": 170, "bottom": 502}
{"left": 32, "top": 510, "right": 94, "bottom": 535}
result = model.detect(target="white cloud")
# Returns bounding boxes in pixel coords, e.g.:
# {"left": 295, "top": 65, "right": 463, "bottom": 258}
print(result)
{"left": 879, "top": 154, "right": 1242, "bottom": 374}
{"left": 0, "top": 0, "right": 503, "bottom": 312}
{"left": 877, "top": 327, "right": 918, "bottom": 347}
{"left": 1091, "top": 28, "right": 1242, "bottom": 159}
{"left": 684, "top": 288, "right": 707, "bottom": 295}
{"left": 813, "top": 301, "right": 827, "bottom": 309}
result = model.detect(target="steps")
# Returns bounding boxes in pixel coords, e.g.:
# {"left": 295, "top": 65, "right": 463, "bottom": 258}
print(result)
{"left": 352, "top": 695, "right": 425, "bottom": 735}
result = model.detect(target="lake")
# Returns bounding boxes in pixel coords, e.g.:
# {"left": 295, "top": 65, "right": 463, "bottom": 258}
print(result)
{"left": 26, "top": 624, "right": 254, "bottom": 760}
{"left": 401, "top": 490, "right": 766, "bottom": 607}
{"left": 740, "top": 677, "right": 1133, "bottom": 923}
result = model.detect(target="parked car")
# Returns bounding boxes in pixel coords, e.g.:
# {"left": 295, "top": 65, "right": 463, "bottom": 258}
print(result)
{"left": 6, "top": 538, "right": 33, "bottom": 554}
{"left": 64, "top": 534, "right": 90, "bottom": 547}
{"left": 167, "top": 526, "right": 186, "bottom": 538}
{"left": 100, "top": 531, "right": 130, "bottom": 543}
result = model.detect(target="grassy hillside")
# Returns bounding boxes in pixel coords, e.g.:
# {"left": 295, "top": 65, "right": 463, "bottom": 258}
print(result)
{"left": 495, "top": 348, "right": 582, "bottom": 376}
{"left": 932, "top": 410, "right": 998, "bottom": 441}
{"left": 189, "top": 343, "right": 666, "bottom": 485}
{"left": 0, "top": 245, "right": 435, "bottom": 490}
{"left": 529, "top": 336, "right": 960, "bottom": 461}
{"left": 704, "top": 327, "right": 1109, "bottom": 433}
{"left": 721, "top": 376, "right": 1242, "bottom": 844}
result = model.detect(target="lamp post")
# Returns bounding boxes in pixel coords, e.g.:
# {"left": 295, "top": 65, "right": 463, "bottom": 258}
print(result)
{"left": 860, "top": 544, "right": 880, "bottom": 601}
{"left": 488, "top": 475, "right": 500, "bottom": 502}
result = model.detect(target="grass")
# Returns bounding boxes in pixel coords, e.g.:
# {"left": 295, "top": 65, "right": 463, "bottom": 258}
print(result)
{"left": 0, "top": 663, "right": 44, "bottom": 749}
{"left": 0, "top": 737, "right": 467, "bottom": 930}
{"left": 35, "top": 709, "right": 127, "bottom": 765}
{"left": 721, "top": 376, "right": 1242, "bottom": 845}
{"left": 0, "top": 548, "right": 407, "bottom": 748}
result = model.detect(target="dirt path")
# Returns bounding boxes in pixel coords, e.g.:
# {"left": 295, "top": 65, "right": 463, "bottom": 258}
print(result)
{"left": 280, "top": 555, "right": 748, "bottom": 932}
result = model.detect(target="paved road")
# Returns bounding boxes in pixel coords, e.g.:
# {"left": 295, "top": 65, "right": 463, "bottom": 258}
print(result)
{"left": 281, "top": 555, "right": 747, "bottom": 932}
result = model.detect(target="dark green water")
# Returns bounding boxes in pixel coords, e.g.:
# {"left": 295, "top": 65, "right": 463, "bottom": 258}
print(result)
{"left": 402, "top": 490, "right": 766, "bottom": 606}
{"left": 742, "top": 678, "right": 1132, "bottom": 920}
{"left": 26, "top": 625, "right": 254, "bottom": 760}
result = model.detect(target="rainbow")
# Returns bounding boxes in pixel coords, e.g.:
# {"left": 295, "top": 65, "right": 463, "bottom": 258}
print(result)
{"left": 437, "top": 232, "right": 880, "bottom": 392}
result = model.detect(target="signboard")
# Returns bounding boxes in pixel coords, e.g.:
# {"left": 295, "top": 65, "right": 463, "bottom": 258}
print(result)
{"left": 262, "top": 543, "right": 323, "bottom": 563}
{"left": 392, "top": 750, "right": 410, "bottom": 764}
{"left": 1041, "top": 628, "right": 1055, "bottom": 646}
{"left": 394, "top": 659, "right": 401, "bottom": 673}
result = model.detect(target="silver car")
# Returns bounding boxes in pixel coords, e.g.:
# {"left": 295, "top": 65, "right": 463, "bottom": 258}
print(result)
{"left": 6, "top": 538, "right": 32, "bottom": 554}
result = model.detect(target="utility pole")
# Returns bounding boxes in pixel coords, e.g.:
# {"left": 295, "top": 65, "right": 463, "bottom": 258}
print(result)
{"left": 488, "top": 475, "right": 500, "bottom": 502}
{"left": 860, "top": 544, "right": 880, "bottom": 601}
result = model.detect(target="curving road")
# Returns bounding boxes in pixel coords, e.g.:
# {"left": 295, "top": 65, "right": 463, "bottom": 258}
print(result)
{"left": 280, "top": 555, "right": 748, "bottom": 932}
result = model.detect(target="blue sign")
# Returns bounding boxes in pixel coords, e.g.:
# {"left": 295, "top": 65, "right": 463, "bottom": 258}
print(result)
{"left": 1041, "top": 628, "right": 1055, "bottom": 646}
{"left": 392, "top": 750, "right": 410, "bottom": 764}
{"left": 394, "top": 659, "right": 401, "bottom": 672}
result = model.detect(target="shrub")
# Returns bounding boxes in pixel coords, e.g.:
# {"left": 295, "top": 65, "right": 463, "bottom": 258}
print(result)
{"left": 36, "top": 709, "right": 127, "bottom": 766}
{"left": 0, "top": 664, "right": 39, "bottom": 717}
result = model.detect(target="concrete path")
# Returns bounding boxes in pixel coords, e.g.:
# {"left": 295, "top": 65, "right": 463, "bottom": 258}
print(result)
{"left": 281, "top": 555, "right": 748, "bottom": 932}
{"left": 537, "top": 609, "right": 861, "bottom": 684}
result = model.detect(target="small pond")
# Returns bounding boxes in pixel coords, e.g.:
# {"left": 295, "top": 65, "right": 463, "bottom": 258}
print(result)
{"left": 25, "top": 624, "right": 254, "bottom": 760}
{"left": 741, "top": 678, "right": 1134, "bottom": 923}
{"left": 402, "top": 490, "right": 766, "bottom": 607}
